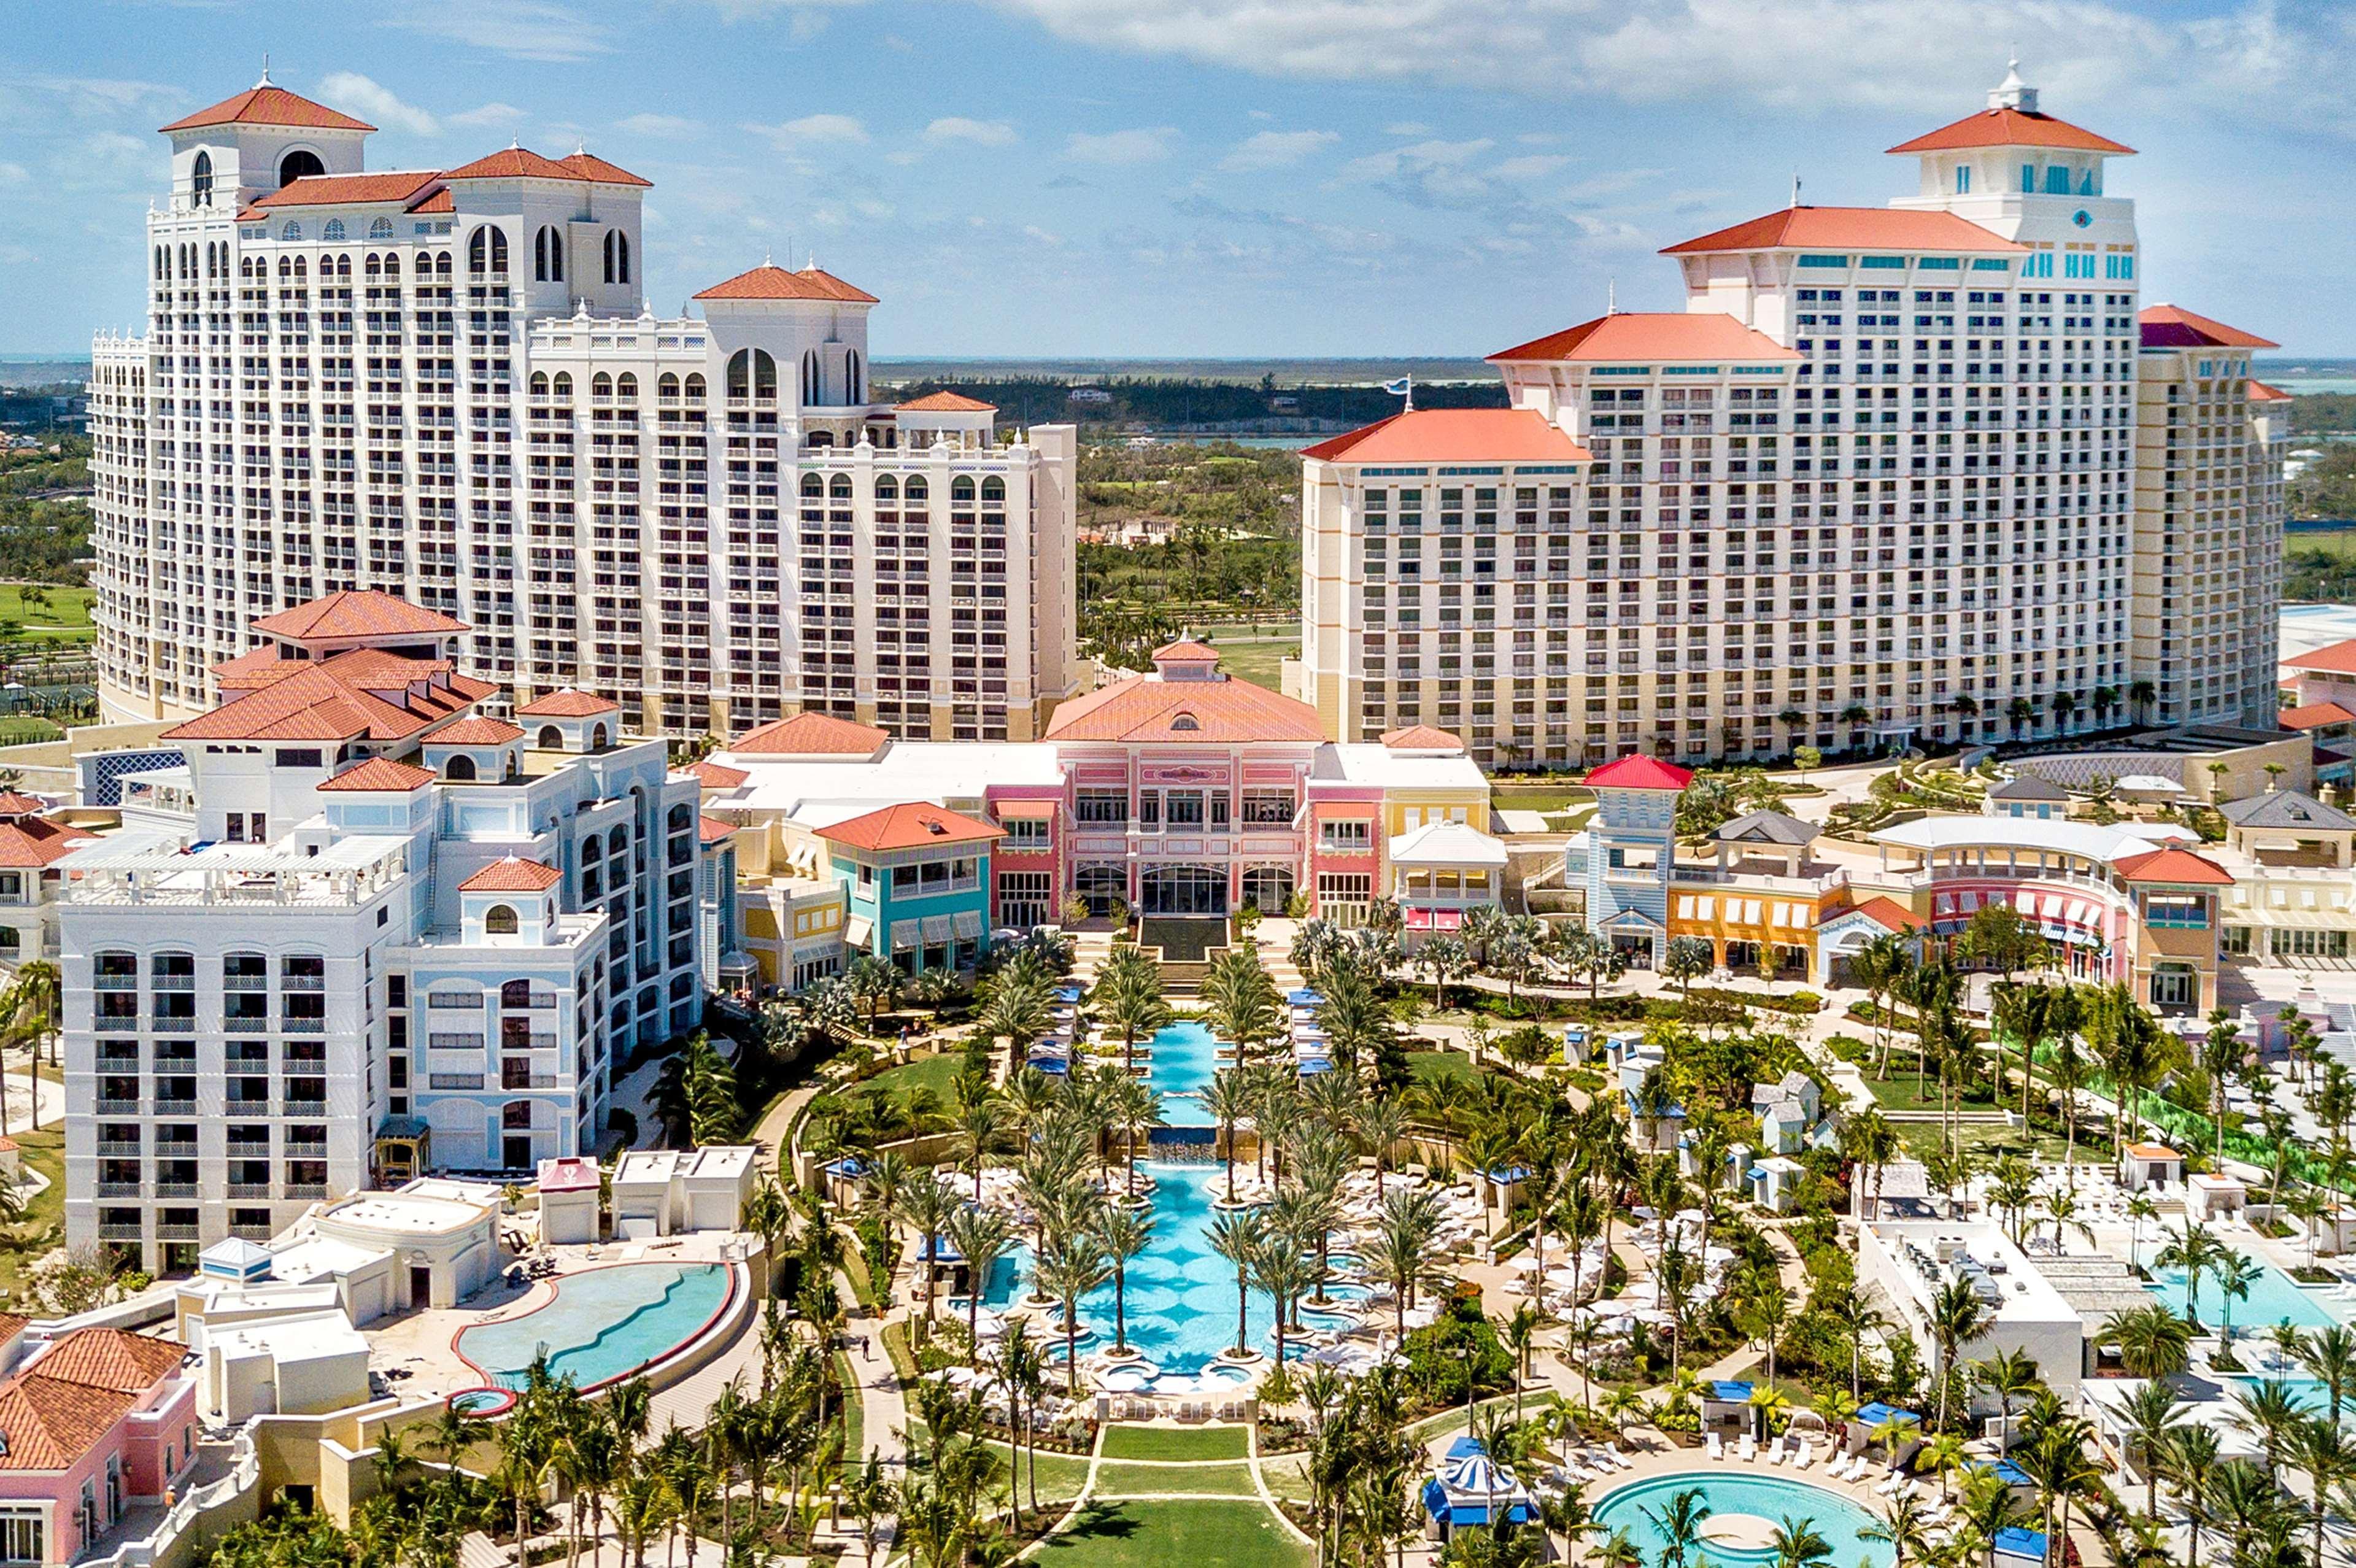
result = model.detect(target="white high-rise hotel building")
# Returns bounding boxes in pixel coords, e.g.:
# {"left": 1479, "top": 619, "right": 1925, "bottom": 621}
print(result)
{"left": 90, "top": 77, "right": 1080, "bottom": 743}
{"left": 1296, "top": 68, "right": 2286, "bottom": 764}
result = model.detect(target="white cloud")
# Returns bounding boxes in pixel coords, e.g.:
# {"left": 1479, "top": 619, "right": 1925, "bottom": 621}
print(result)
{"left": 924, "top": 117, "right": 1019, "bottom": 147}
{"left": 744, "top": 113, "right": 870, "bottom": 147}
{"left": 616, "top": 112, "right": 702, "bottom": 138}
{"left": 317, "top": 72, "right": 441, "bottom": 136}
{"left": 1383, "top": 120, "right": 1432, "bottom": 136}
{"left": 449, "top": 102, "right": 528, "bottom": 129}
{"left": 385, "top": 0, "right": 616, "bottom": 63}
{"left": 1063, "top": 126, "right": 1180, "bottom": 164}
{"left": 1024, "top": 224, "right": 1065, "bottom": 245}
{"left": 0, "top": 163, "right": 26, "bottom": 187}
{"left": 1493, "top": 153, "right": 1569, "bottom": 180}
{"left": 1220, "top": 128, "right": 1339, "bottom": 171}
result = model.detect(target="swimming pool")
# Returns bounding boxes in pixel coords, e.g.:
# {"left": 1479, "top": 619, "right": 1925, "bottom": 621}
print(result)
{"left": 982, "top": 1160, "right": 1332, "bottom": 1374}
{"left": 2146, "top": 1258, "right": 2343, "bottom": 1330}
{"left": 1593, "top": 1472, "right": 1890, "bottom": 1568}
{"left": 1148, "top": 1021, "right": 1221, "bottom": 1127}
{"left": 455, "top": 1262, "right": 734, "bottom": 1391}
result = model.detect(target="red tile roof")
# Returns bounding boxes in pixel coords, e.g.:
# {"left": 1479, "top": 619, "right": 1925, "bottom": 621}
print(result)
{"left": 1301, "top": 409, "right": 1591, "bottom": 465}
{"left": 517, "top": 689, "right": 619, "bottom": 717}
{"left": 250, "top": 171, "right": 444, "bottom": 210}
{"left": 1151, "top": 639, "right": 1221, "bottom": 663}
{"left": 441, "top": 146, "right": 590, "bottom": 182}
{"left": 1046, "top": 671, "right": 1327, "bottom": 744}
{"left": 0, "top": 794, "right": 46, "bottom": 817}
{"left": 2249, "top": 379, "right": 2293, "bottom": 403}
{"left": 165, "top": 642, "right": 494, "bottom": 744}
{"left": 414, "top": 189, "right": 455, "bottom": 214}
{"left": 33, "top": 1328, "right": 187, "bottom": 1394}
{"left": 733, "top": 711, "right": 891, "bottom": 757}
{"left": 2138, "top": 304, "right": 2279, "bottom": 351}
{"left": 212, "top": 645, "right": 292, "bottom": 689}
{"left": 160, "top": 84, "right": 374, "bottom": 134}
{"left": 897, "top": 391, "right": 997, "bottom": 412}
{"left": 1888, "top": 107, "right": 2134, "bottom": 156}
{"left": 459, "top": 857, "right": 564, "bottom": 893}
{"left": 557, "top": 150, "right": 651, "bottom": 187}
{"left": 1585, "top": 754, "right": 1694, "bottom": 790}
{"left": 1661, "top": 206, "right": 2025, "bottom": 256}
{"left": 315, "top": 757, "right": 439, "bottom": 792}
{"left": 2115, "top": 848, "right": 2234, "bottom": 886}
{"left": 817, "top": 801, "right": 1003, "bottom": 852}
{"left": 1381, "top": 725, "right": 1464, "bottom": 751}
{"left": 2280, "top": 702, "right": 2356, "bottom": 732}
{"left": 429, "top": 718, "right": 525, "bottom": 745}
{"left": 252, "top": 590, "right": 467, "bottom": 643}
{"left": 1489, "top": 312, "right": 1799, "bottom": 365}
{"left": 2283, "top": 639, "right": 2356, "bottom": 675}
{"left": 699, "top": 814, "right": 738, "bottom": 846}
{"left": 692, "top": 263, "right": 879, "bottom": 303}
{"left": 1845, "top": 895, "right": 1926, "bottom": 932}
{"left": 0, "top": 817, "right": 97, "bottom": 870}
{"left": 687, "top": 760, "right": 751, "bottom": 790}
{"left": 0, "top": 1377, "right": 139, "bottom": 1472}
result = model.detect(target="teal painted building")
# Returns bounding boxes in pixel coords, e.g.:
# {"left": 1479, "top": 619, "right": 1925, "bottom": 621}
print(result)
{"left": 816, "top": 801, "right": 1003, "bottom": 973}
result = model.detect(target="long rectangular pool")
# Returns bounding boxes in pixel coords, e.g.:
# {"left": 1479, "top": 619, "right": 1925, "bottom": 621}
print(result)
{"left": 2145, "top": 1257, "right": 2344, "bottom": 1330}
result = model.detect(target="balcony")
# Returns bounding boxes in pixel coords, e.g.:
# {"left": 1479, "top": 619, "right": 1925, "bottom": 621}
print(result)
{"left": 228, "top": 1183, "right": 272, "bottom": 1200}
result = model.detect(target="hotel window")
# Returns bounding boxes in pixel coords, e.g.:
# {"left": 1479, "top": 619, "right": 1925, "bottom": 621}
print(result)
{"left": 1002, "top": 816, "right": 1051, "bottom": 848}
{"left": 0, "top": 1508, "right": 40, "bottom": 1565}
{"left": 1319, "top": 819, "right": 1370, "bottom": 851}
{"left": 2142, "top": 894, "right": 2208, "bottom": 930}
{"left": 1074, "top": 789, "right": 1127, "bottom": 825}
{"left": 1241, "top": 788, "right": 1294, "bottom": 825}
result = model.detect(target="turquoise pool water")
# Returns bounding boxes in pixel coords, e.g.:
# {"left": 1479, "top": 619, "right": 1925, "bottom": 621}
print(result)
{"left": 1149, "top": 1021, "right": 1220, "bottom": 1127}
{"left": 2146, "top": 1259, "right": 2343, "bottom": 1330}
{"left": 1593, "top": 1472, "right": 1890, "bottom": 1568}
{"left": 983, "top": 1160, "right": 1337, "bottom": 1373}
{"left": 457, "top": 1262, "right": 732, "bottom": 1391}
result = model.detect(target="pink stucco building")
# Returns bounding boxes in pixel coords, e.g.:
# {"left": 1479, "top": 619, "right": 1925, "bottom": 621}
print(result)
{"left": 0, "top": 1326, "right": 198, "bottom": 1567}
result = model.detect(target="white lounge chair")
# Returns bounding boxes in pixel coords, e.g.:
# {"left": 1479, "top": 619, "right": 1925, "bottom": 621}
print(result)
{"left": 1607, "top": 1442, "right": 1634, "bottom": 1469}
{"left": 1737, "top": 1434, "right": 1758, "bottom": 1462}
{"left": 1706, "top": 1433, "right": 1725, "bottom": 1461}
{"left": 1767, "top": 1439, "right": 1788, "bottom": 1465}
{"left": 1876, "top": 1469, "right": 1909, "bottom": 1496}
{"left": 1793, "top": 1440, "right": 1815, "bottom": 1470}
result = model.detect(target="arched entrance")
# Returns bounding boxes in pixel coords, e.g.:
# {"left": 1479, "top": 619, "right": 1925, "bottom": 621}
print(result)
{"left": 1141, "top": 864, "right": 1226, "bottom": 916}
{"left": 1240, "top": 865, "right": 1294, "bottom": 914}
{"left": 1073, "top": 864, "right": 1126, "bottom": 917}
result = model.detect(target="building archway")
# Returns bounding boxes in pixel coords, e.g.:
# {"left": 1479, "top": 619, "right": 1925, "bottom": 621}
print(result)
{"left": 1141, "top": 864, "right": 1226, "bottom": 916}
{"left": 1240, "top": 865, "right": 1294, "bottom": 914}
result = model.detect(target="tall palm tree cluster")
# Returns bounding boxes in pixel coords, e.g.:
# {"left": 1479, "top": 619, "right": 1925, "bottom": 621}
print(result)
{"left": 651, "top": 1032, "right": 741, "bottom": 1148}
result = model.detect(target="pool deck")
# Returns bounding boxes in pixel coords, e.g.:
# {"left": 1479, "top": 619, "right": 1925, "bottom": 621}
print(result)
{"left": 361, "top": 1232, "right": 746, "bottom": 1404}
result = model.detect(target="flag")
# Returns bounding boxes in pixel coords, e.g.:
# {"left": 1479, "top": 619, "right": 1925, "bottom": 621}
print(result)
{"left": 1381, "top": 376, "right": 1412, "bottom": 397}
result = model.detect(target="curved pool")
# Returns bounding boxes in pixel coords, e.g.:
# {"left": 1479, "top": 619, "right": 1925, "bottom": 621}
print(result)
{"left": 1592, "top": 1472, "right": 1890, "bottom": 1568}
{"left": 455, "top": 1262, "right": 733, "bottom": 1392}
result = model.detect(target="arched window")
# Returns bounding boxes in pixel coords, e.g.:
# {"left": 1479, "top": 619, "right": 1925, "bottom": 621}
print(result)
{"left": 365, "top": 253, "right": 382, "bottom": 280}
{"left": 382, "top": 253, "right": 399, "bottom": 279}
{"left": 608, "top": 825, "right": 628, "bottom": 855}
{"left": 468, "top": 226, "right": 508, "bottom": 277}
{"left": 801, "top": 350, "right": 819, "bottom": 406}
{"left": 753, "top": 349, "right": 775, "bottom": 400}
{"left": 530, "top": 371, "right": 549, "bottom": 397}
{"left": 829, "top": 474, "right": 852, "bottom": 501}
{"left": 581, "top": 835, "right": 603, "bottom": 862}
{"left": 293, "top": 257, "right": 306, "bottom": 279}
{"left": 535, "top": 225, "right": 564, "bottom": 283}
{"left": 536, "top": 725, "right": 562, "bottom": 748}
{"left": 846, "top": 349, "right": 862, "bottom": 404}
{"left": 485, "top": 904, "right": 520, "bottom": 935}
{"left": 433, "top": 251, "right": 452, "bottom": 279}
{"left": 658, "top": 372, "right": 679, "bottom": 401}
{"left": 278, "top": 149, "right": 325, "bottom": 187}
{"left": 981, "top": 476, "right": 1005, "bottom": 504}
{"left": 727, "top": 349, "right": 750, "bottom": 400}
{"left": 800, "top": 473, "right": 824, "bottom": 499}
{"left": 280, "top": 220, "right": 303, "bottom": 242}
{"left": 590, "top": 723, "right": 609, "bottom": 749}
{"left": 602, "top": 229, "right": 630, "bottom": 284}
{"left": 333, "top": 253, "right": 350, "bottom": 278}
{"left": 904, "top": 476, "right": 929, "bottom": 503}
{"left": 684, "top": 372, "right": 705, "bottom": 400}
{"left": 875, "top": 475, "right": 898, "bottom": 501}
{"left": 616, "top": 372, "right": 638, "bottom": 401}
{"left": 951, "top": 476, "right": 976, "bottom": 503}
{"left": 445, "top": 754, "right": 477, "bottom": 781}
{"left": 323, "top": 218, "right": 346, "bottom": 242}
{"left": 190, "top": 150, "right": 213, "bottom": 207}
{"left": 502, "top": 1099, "right": 533, "bottom": 1129}
{"left": 668, "top": 803, "right": 694, "bottom": 833}
{"left": 1170, "top": 712, "right": 1199, "bottom": 732}
{"left": 592, "top": 372, "right": 613, "bottom": 400}
{"left": 277, "top": 256, "right": 292, "bottom": 280}
{"left": 500, "top": 979, "right": 534, "bottom": 1009}
{"left": 369, "top": 217, "right": 393, "bottom": 240}
{"left": 552, "top": 371, "right": 573, "bottom": 401}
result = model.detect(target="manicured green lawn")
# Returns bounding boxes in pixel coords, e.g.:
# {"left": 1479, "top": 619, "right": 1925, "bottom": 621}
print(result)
{"left": 1099, "top": 1424, "right": 1251, "bottom": 1462}
{"left": 1212, "top": 637, "right": 1296, "bottom": 695}
{"left": 905, "top": 1424, "right": 1094, "bottom": 1505}
{"left": 1258, "top": 1458, "right": 1313, "bottom": 1502}
{"left": 1408, "top": 1050, "right": 1480, "bottom": 1087}
{"left": 0, "top": 1126, "right": 63, "bottom": 1305}
{"left": 1894, "top": 1119, "right": 2069, "bottom": 1165}
{"left": 0, "top": 585, "right": 94, "bottom": 646}
{"left": 1037, "top": 1500, "right": 1309, "bottom": 1568}
{"left": 1091, "top": 1462, "right": 1260, "bottom": 1496}
{"left": 859, "top": 1051, "right": 965, "bottom": 1108}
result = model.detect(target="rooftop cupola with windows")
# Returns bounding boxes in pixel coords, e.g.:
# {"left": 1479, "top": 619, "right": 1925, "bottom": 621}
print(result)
{"left": 158, "top": 69, "right": 375, "bottom": 212}
{"left": 1149, "top": 640, "right": 1224, "bottom": 682}
{"left": 1887, "top": 61, "right": 2134, "bottom": 203}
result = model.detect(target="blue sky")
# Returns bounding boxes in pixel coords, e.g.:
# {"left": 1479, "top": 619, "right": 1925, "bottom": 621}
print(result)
{"left": 6, "top": 0, "right": 2349, "bottom": 358}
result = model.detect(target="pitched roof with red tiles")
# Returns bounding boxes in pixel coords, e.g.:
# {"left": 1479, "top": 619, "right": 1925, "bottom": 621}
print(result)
{"left": 160, "top": 84, "right": 374, "bottom": 134}
{"left": 31, "top": 1328, "right": 187, "bottom": 1394}
{"left": 1844, "top": 895, "right": 1926, "bottom": 932}
{"left": 0, "top": 816, "right": 97, "bottom": 870}
{"left": 557, "top": 150, "right": 651, "bottom": 187}
{"left": 1302, "top": 409, "right": 1592, "bottom": 466}
{"left": 252, "top": 590, "right": 467, "bottom": 643}
{"left": 2281, "top": 702, "right": 2356, "bottom": 732}
{"left": 459, "top": 857, "right": 565, "bottom": 893}
{"left": 1045, "top": 672, "right": 1327, "bottom": 744}
{"left": 732, "top": 711, "right": 891, "bottom": 757}
{"left": 1661, "top": 206, "right": 2026, "bottom": 256}
{"left": 2115, "top": 848, "right": 2234, "bottom": 886}
{"left": 315, "top": 757, "right": 439, "bottom": 792}
{"left": 212, "top": 645, "right": 292, "bottom": 689}
{"left": 1489, "top": 312, "right": 1800, "bottom": 365}
{"left": 897, "top": 390, "right": 997, "bottom": 413}
{"left": 688, "top": 760, "right": 751, "bottom": 790}
{"left": 1381, "top": 725, "right": 1465, "bottom": 751}
{"left": 517, "top": 689, "right": 620, "bottom": 717}
{"left": 692, "top": 263, "right": 879, "bottom": 304}
{"left": 250, "top": 171, "right": 444, "bottom": 210}
{"left": 414, "top": 189, "right": 455, "bottom": 214}
{"left": 166, "top": 641, "right": 493, "bottom": 744}
{"left": 817, "top": 801, "right": 1003, "bottom": 852}
{"left": 0, "top": 794, "right": 46, "bottom": 817}
{"left": 2138, "top": 304, "right": 2279, "bottom": 351}
{"left": 1151, "top": 639, "right": 1221, "bottom": 663}
{"left": 1887, "top": 106, "right": 2134, "bottom": 156}
{"left": 0, "top": 1377, "right": 140, "bottom": 1472}
{"left": 2283, "top": 639, "right": 2356, "bottom": 675}
{"left": 699, "top": 814, "right": 738, "bottom": 846}
{"left": 1585, "top": 754, "right": 1695, "bottom": 790}
{"left": 428, "top": 718, "right": 525, "bottom": 745}
{"left": 442, "top": 145, "right": 606, "bottom": 183}
{"left": 2249, "top": 379, "right": 2293, "bottom": 403}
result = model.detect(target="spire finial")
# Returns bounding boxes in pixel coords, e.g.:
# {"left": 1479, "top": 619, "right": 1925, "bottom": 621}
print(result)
{"left": 1606, "top": 278, "right": 1616, "bottom": 315}
{"left": 1990, "top": 53, "right": 2036, "bottom": 112}
{"left": 763, "top": 247, "right": 773, "bottom": 268}
{"left": 1791, "top": 169, "right": 1801, "bottom": 209}
{"left": 258, "top": 53, "right": 271, "bottom": 86}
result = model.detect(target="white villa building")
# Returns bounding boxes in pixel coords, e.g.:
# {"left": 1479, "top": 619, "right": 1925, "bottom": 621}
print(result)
{"left": 59, "top": 590, "right": 716, "bottom": 1276}
{"left": 89, "top": 75, "right": 1080, "bottom": 744}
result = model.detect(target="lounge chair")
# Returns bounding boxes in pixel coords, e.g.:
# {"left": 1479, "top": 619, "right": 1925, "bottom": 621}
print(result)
{"left": 1793, "top": 1440, "right": 1815, "bottom": 1469}
{"left": 1737, "top": 1434, "right": 1758, "bottom": 1462}
{"left": 1706, "top": 1433, "right": 1725, "bottom": 1461}
{"left": 1876, "top": 1469, "right": 1909, "bottom": 1496}
{"left": 1767, "top": 1439, "right": 1788, "bottom": 1465}
{"left": 1607, "top": 1442, "right": 1634, "bottom": 1468}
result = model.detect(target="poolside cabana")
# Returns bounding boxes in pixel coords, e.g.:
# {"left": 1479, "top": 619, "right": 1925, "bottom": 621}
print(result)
{"left": 1993, "top": 1528, "right": 2048, "bottom": 1568}
{"left": 1420, "top": 1438, "right": 1533, "bottom": 1543}
{"left": 1849, "top": 1400, "right": 1923, "bottom": 1462}
{"left": 1699, "top": 1380, "right": 1755, "bottom": 1438}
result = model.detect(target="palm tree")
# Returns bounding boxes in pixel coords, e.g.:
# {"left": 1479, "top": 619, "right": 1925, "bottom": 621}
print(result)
{"left": 2099, "top": 1303, "right": 2194, "bottom": 1380}
{"left": 1861, "top": 1494, "right": 1933, "bottom": 1568}
{"left": 893, "top": 1177, "right": 962, "bottom": 1338}
{"left": 1974, "top": 1348, "right": 2042, "bottom": 1434}
{"left": 1641, "top": 1486, "right": 1713, "bottom": 1568}
{"left": 1093, "top": 947, "right": 1172, "bottom": 1075}
{"left": 2015, "top": 1416, "right": 2099, "bottom": 1568}
{"left": 2155, "top": 1221, "right": 2227, "bottom": 1329}
{"left": 1251, "top": 1242, "right": 1320, "bottom": 1370}
{"left": 2155, "top": 1426, "right": 2222, "bottom": 1567}
{"left": 2114, "top": 1380, "right": 2187, "bottom": 1518}
{"left": 1203, "top": 1072, "right": 1254, "bottom": 1202}
{"left": 1095, "top": 1205, "right": 1154, "bottom": 1358}
{"left": 943, "top": 1205, "right": 1013, "bottom": 1356}
{"left": 1207, "top": 1208, "right": 1266, "bottom": 1359}
{"left": 2213, "top": 1251, "right": 2263, "bottom": 1353}
{"left": 1767, "top": 1515, "right": 1834, "bottom": 1568}
{"left": 1928, "top": 1276, "right": 1990, "bottom": 1434}
{"left": 2227, "top": 1378, "right": 2306, "bottom": 1471}
{"left": 948, "top": 1092, "right": 1005, "bottom": 1202}
{"left": 2289, "top": 1415, "right": 2355, "bottom": 1567}
{"left": 1034, "top": 1234, "right": 1110, "bottom": 1395}
{"left": 847, "top": 952, "right": 900, "bottom": 1029}
{"left": 2299, "top": 1324, "right": 2356, "bottom": 1434}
